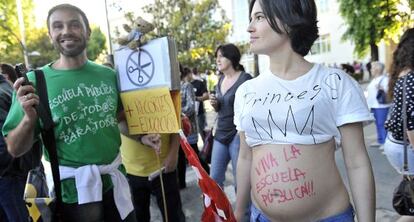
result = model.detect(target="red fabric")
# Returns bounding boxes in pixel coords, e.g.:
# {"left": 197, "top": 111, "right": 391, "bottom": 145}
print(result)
{"left": 181, "top": 115, "right": 192, "bottom": 136}
{"left": 179, "top": 132, "right": 236, "bottom": 222}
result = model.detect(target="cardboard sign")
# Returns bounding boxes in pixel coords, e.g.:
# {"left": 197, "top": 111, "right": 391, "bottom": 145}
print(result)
{"left": 120, "top": 87, "right": 181, "bottom": 134}
{"left": 115, "top": 36, "right": 180, "bottom": 92}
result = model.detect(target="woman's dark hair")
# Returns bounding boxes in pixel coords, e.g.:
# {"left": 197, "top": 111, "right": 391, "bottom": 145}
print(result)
{"left": 1, "top": 63, "right": 17, "bottom": 83}
{"left": 181, "top": 67, "right": 192, "bottom": 80}
{"left": 388, "top": 28, "right": 414, "bottom": 99}
{"left": 215, "top": 43, "right": 245, "bottom": 72}
{"left": 249, "top": 0, "right": 319, "bottom": 56}
{"left": 47, "top": 4, "right": 91, "bottom": 34}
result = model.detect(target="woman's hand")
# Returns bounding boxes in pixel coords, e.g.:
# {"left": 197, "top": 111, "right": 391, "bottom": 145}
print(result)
{"left": 141, "top": 134, "right": 162, "bottom": 153}
{"left": 210, "top": 93, "right": 219, "bottom": 111}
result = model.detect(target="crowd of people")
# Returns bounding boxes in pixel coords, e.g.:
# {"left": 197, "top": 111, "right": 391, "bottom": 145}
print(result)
{"left": 0, "top": 1, "right": 413, "bottom": 222}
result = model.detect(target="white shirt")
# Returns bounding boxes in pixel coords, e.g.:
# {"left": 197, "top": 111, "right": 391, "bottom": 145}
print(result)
{"left": 366, "top": 74, "right": 391, "bottom": 109}
{"left": 234, "top": 64, "right": 373, "bottom": 148}
{"left": 59, "top": 154, "right": 133, "bottom": 219}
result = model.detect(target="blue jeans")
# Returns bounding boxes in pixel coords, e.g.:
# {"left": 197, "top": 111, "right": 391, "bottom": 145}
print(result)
{"left": 371, "top": 107, "right": 389, "bottom": 144}
{"left": 210, "top": 134, "right": 240, "bottom": 188}
{"left": 0, "top": 176, "right": 29, "bottom": 222}
{"left": 250, "top": 204, "right": 354, "bottom": 222}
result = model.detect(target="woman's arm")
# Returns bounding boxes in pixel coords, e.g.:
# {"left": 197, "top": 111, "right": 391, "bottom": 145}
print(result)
{"left": 339, "top": 122, "right": 375, "bottom": 222}
{"left": 163, "top": 133, "right": 179, "bottom": 172}
{"left": 407, "top": 130, "right": 414, "bottom": 147}
{"left": 234, "top": 132, "right": 252, "bottom": 221}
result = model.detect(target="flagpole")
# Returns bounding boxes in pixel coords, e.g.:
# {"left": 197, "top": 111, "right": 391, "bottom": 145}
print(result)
{"left": 15, "top": 0, "right": 29, "bottom": 68}
{"left": 104, "top": 0, "right": 114, "bottom": 65}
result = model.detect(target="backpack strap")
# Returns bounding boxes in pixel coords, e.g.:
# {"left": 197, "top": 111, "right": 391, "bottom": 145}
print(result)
{"left": 34, "top": 70, "right": 63, "bottom": 219}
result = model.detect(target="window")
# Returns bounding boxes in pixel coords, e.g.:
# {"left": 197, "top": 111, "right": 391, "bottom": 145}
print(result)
{"left": 310, "top": 34, "right": 331, "bottom": 55}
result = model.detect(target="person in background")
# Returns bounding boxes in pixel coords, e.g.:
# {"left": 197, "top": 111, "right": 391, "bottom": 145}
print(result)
{"left": 120, "top": 130, "right": 185, "bottom": 222}
{"left": 206, "top": 69, "right": 218, "bottom": 93}
{"left": 366, "top": 61, "right": 391, "bottom": 149}
{"left": 177, "top": 66, "right": 210, "bottom": 189}
{"left": 190, "top": 67, "right": 209, "bottom": 143}
{"left": 234, "top": 0, "right": 375, "bottom": 221}
{"left": 353, "top": 61, "right": 362, "bottom": 74}
{"left": 192, "top": 67, "right": 206, "bottom": 83}
{"left": 366, "top": 60, "right": 373, "bottom": 80}
{"left": 0, "top": 69, "right": 30, "bottom": 222}
{"left": 0, "top": 63, "right": 18, "bottom": 85}
{"left": 209, "top": 43, "right": 252, "bottom": 190}
{"left": 383, "top": 28, "right": 414, "bottom": 222}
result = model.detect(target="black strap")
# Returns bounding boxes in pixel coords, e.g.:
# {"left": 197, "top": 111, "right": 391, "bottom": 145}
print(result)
{"left": 34, "top": 70, "right": 63, "bottom": 219}
{"left": 402, "top": 75, "right": 408, "bottom": 173}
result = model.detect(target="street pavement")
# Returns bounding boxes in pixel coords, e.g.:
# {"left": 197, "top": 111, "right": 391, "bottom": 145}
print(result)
{"left": 149, "top": 82, "right": 403, "bottom": 221}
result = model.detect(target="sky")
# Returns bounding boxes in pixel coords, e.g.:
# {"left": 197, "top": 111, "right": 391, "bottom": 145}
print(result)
{"left": 34, "top": 0, "right": 140, "bottom": 29}
{"left": 33, "top": 0, "right": 230, "bottom": 29}
{"left": 33, "top": 0, "right": 231, "bottom": 51}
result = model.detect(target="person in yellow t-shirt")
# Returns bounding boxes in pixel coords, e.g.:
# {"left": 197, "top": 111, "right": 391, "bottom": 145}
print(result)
{"left": 120, "top": 133, "right": 185, "bottom": 222}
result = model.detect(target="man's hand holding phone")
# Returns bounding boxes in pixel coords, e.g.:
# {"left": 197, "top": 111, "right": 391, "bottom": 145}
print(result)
{"left": 14, "top": 64, "right": 39, "bottom": 122}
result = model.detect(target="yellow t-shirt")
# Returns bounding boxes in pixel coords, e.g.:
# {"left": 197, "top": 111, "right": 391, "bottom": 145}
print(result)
{"left": 120, "top": 134, "right": 171, "bottom": 177}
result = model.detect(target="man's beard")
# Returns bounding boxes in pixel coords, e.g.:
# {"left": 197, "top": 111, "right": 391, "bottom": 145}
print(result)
{"left": 53, "top": 37, "right": 87, "bottom": 57}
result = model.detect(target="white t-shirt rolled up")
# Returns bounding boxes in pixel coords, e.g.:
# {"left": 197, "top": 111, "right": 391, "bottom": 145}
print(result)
{"left": 234, "top": 64, "right": 373, "bottom": 148}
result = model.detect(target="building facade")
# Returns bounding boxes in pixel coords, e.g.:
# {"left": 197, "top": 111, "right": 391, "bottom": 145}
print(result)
{"left": 227, "top": 0, "right": 390, "bottom": 79}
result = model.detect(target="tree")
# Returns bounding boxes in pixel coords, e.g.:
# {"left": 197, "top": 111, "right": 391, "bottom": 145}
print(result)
{"left": 26, "top": 27, "right": 58, "bottom": 68}
{"left": 128, "top": 0, "right": 231, "bottom": 71}
{"left": 87, "top": 26, "right": 107, "bottom": 61}
{"left": 338, "top": 0, "right": 413, "bottom": 60}
{"left": 0, "top": 0, "right": 36, "bottom": 64}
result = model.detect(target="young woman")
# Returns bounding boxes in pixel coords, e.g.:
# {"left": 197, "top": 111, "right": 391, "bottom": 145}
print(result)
{"left": 383, "top": 28, "right": 414, "bottom": 222}
{"left": 234, "top": 0, "right": 375, "bottom": 221}
{"left": 209, "top": 43, "right": 252, "bottom": 188}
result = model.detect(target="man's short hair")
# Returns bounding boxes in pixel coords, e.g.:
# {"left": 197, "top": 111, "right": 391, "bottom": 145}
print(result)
{"left": 47, "top": 4, "right": 91, "bottom": 34}
{"left": 249, "top": 0, "right": 319, "bottom": 56}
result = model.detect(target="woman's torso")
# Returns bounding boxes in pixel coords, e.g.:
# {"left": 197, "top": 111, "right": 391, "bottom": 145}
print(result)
{"left": 215, "top": 72, "right": 252, "bottom": 144}
{"left": 251, "top": 141, "right": 350, "bottom": 221}
{"left": 235, "top": 64, "right": 371, "bottom": 147}
{"left": 385, "top": 71, "right": 414, "bottom": 141}
{"left": 235, "top": 64, "right": 372, "bottom": 220}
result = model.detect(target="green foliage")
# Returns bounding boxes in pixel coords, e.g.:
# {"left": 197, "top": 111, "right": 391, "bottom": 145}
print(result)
{"left": 0, "top": 0, "right": 36, "bottom": 64}
{"left": 26, "top": 27, "right": 57, "bottom": 68}
{"left": 87, "top": 26, "right": 107, "bottom": 61}
{"left": 338, "top": 0, "right": 413, "bottom": 59}
{"left": 123, "top": 0, "right": 230, "bottom": 71}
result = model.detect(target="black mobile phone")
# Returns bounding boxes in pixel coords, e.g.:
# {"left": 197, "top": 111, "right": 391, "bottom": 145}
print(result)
{"left": 14, "top": 63, "right": 30, "bottom": 85}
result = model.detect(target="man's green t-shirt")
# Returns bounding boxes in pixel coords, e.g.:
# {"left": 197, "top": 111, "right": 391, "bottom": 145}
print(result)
{"left": 2, "top": 61, "right": 122, "bottom": 203}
